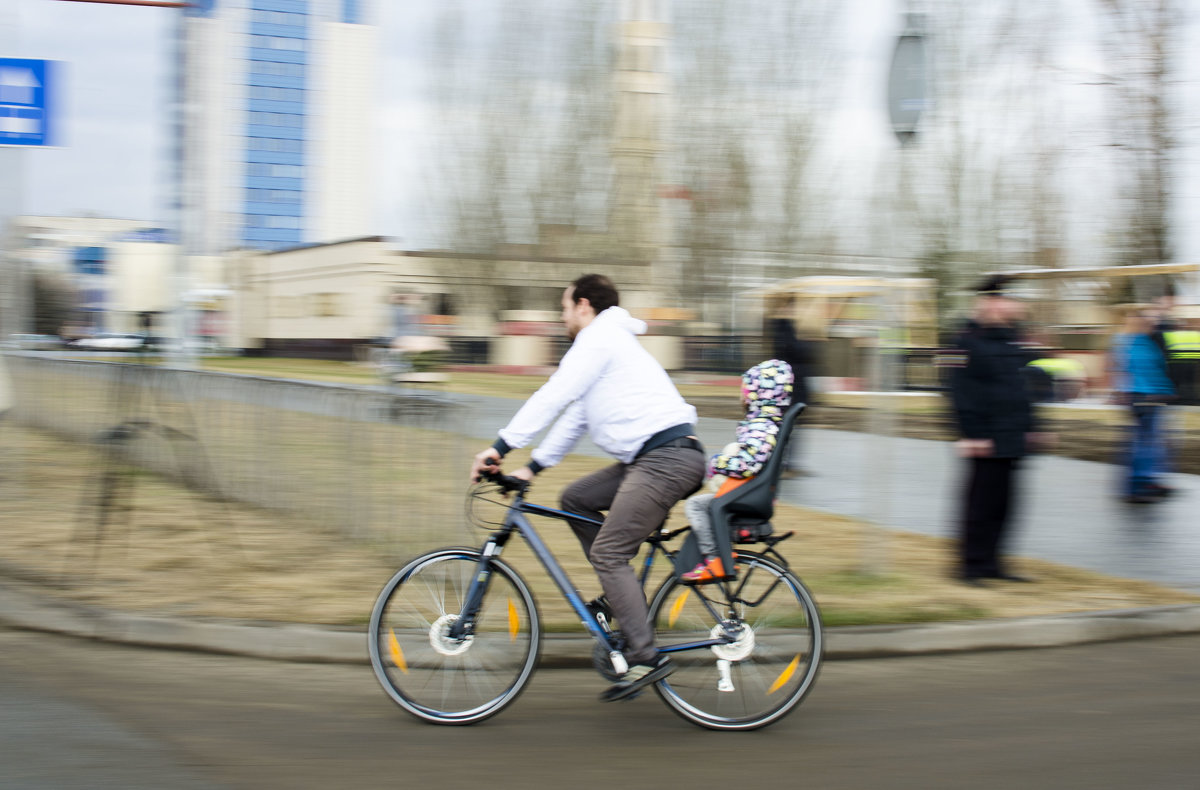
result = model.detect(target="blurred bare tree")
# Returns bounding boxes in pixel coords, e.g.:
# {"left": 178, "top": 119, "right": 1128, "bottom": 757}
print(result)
{"left": 1095, "top": 0, "right": 1178, "bottom": 269}
{"left": 898, "top": 1, "right": 1070, "bottom": 330}
{"left": 423, "top": 0, "right": 616, "bottom": 258}
{"left": 671, "top": 0, "right": 844, "bottom": 325}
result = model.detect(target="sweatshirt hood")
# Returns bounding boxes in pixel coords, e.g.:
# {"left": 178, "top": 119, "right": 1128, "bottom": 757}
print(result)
{"left": 593, "top": 305, "right": 647, "bottom": 336}
{"left": 742, "top": 359, "right": 794, "bottom": 417}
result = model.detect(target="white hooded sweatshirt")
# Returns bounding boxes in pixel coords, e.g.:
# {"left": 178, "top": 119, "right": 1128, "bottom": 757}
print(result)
{"left": 498, "top": 306, "right": 697, "bottom": 467}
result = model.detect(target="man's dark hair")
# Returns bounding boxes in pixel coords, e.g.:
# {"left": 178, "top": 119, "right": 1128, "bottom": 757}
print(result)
{"left": 571, "top": 274, "right": 619, "bottom": 313}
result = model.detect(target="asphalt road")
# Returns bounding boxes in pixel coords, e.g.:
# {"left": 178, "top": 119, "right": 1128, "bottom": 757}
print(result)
{"left": 3, "top": 626, "right": 1199, "bottom": 790}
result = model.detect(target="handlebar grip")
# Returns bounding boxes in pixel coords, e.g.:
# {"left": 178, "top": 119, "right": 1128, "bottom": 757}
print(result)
{"left": 479, "top": 467, "right": 529, "bottom": 495}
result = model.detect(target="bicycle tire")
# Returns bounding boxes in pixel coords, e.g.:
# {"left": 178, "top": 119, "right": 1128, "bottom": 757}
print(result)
{"left": 368, "top": 548, "right": 540, "bottom": 725}
{"left": 648, "top": 551, "right": 822, "bottom": 731}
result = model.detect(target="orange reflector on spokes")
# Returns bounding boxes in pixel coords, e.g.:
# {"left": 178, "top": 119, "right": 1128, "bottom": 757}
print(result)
{"left": 387, "top": 629, "right": 408, "bottom": 674}
{"left": 668, "top": 589, "right": 690, "bottom": 627}
{"left": 508, "top": 599, "right": 520, "bottom": 641}
{"left": 767, "top": 654, "right": 801, "bottom": 695}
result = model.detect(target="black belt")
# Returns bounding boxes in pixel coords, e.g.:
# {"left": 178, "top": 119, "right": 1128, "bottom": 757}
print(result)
{"left": 635, "top": 424, "right": 703, "bottom": 459}
{"left": 644, "top": 436, "right": 705, "bottom": 456}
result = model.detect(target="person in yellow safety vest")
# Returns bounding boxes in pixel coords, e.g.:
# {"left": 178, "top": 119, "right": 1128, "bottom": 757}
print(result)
{"left": 1027, "top": 353, "right": 1086, "bottom": 402}
{"left": 1162, "top": 324, "right": 1200, "bottom": 405}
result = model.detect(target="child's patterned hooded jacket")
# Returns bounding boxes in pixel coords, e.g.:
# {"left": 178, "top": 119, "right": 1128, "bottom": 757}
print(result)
{"left": 709, "top": 359, "right": 794, "bottom": 479}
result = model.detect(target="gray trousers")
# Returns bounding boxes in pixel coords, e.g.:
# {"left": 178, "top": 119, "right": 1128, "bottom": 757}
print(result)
{"left": 560, "top": 445, "right": 706, "bottom": 663}
{"left": 684, "top": 492, "right": 717, "bottom": 557}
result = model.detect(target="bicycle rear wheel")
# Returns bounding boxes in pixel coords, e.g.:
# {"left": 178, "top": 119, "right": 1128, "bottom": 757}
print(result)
{"left": 368, "top": 548, "right": 539, "bottom": 725}
{"left": 649, "top": 551, "right": 822, "bottom": 731}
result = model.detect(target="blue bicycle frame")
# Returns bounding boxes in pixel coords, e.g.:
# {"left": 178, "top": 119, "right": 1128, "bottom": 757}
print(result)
{"left": 451, "top": 490, "right": 738, "bottom": 662}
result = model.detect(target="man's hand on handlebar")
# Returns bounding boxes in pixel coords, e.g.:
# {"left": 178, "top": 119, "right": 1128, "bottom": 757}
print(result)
{"left": 470, "top": 447, "right": 502, "bottom": 483}
{"left": 471, "top": 447, "right": 535, "bottom": 495}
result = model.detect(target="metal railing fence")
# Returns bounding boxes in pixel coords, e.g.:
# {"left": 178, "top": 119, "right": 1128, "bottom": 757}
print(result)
{"left": 2, "top": 353, "right": 468, "bottom": 552}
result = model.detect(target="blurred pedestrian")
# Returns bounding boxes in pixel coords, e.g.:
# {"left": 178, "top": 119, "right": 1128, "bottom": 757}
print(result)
{"left": 1027, "top": 348, "right": 1087, "bottom": 402}
{"left": 947, "top": 275, "right": 1046, "bottom": 585}
{"left": 1111, "top": 304, "right": 1175, "bottom": 503}
{"left": 769, "top": 294, "right": 815, "bottom": 477}
{"left": 1162, "top": 319, "right": 1200, "bottom": 405}
{"left": 388, "top": 290, "right": 423, "bottom": 345}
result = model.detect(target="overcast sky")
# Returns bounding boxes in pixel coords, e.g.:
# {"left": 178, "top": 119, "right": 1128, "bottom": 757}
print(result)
{"left": 2, "top": 0, "right": 902, "bottom": 250}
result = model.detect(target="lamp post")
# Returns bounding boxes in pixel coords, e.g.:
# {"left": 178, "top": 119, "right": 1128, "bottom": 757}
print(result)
{"left": 859, "top": 10, "right": 932, "bottom": 574}
{"left": 54, "top": 0, "right": 194, "bottom": 367}
{"left": 0, "top": 3, "right": 24, "bottom": 340}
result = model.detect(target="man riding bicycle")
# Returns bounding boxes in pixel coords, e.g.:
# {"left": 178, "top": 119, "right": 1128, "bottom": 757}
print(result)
{"left": 470, "top": 274, "right": 705, "bottom": 701}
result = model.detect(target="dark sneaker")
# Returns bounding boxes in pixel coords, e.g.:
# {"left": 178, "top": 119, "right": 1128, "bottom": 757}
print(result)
{"left": 1146, "top": 484, "right": 1174, "bottom": 499}
{"left": 598, "top": 654, "right": 675, "bottom": 703}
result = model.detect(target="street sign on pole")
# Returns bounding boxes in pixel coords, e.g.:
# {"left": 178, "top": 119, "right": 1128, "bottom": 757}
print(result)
{"left": 887, "top": 14, "right": 929, "bottom": 146}
{"left": 0, "top": 58, "right": 57, "bottom": 148}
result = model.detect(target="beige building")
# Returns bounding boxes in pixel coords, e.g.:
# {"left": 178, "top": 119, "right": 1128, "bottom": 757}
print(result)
{"left": 226, "top": 235, "right": 682, "bottom": 365}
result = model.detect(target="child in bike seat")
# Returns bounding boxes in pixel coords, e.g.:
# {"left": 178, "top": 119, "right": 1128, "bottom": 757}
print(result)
{"left": 681, "top": 359, "right": 794, "bottom": 582}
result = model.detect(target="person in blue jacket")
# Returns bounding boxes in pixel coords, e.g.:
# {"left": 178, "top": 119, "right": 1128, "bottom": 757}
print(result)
{"left": 1111, "top": 304, "right": 1176, "bottom": 503}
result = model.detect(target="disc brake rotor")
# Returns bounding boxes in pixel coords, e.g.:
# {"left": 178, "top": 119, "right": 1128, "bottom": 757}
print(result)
{"left": 430, "top": 613, "right": 474, "bottom": 656}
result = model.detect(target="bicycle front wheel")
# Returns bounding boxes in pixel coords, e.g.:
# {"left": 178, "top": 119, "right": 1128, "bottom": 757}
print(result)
{"left": 368, "top": 548, "right": 540, "bottom": 725}
{"left": 649, "top": 551, "right": 822, "bottom": 731}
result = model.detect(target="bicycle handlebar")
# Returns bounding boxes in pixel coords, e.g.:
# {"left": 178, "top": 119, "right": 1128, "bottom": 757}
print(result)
{"left": 477, "top": 465, "right": 529, "bottom": 496}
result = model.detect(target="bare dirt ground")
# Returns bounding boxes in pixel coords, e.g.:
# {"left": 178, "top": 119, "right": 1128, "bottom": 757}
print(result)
{"left": 1, "top": 423, "right": 1194, "bottom": 630}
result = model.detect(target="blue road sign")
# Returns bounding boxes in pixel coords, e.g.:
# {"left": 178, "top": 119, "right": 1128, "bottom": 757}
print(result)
{"left": 0, "top": 58, "right": 56, "bottom": 147}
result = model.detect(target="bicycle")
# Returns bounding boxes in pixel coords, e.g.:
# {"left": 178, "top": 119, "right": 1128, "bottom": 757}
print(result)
{"left": 368, "top": 407, "right": 822, "bottom": 731}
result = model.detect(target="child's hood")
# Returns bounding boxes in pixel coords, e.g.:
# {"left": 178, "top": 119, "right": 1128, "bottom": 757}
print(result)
{"left": 742, "top": 359, "right": 794, "bottom": 417}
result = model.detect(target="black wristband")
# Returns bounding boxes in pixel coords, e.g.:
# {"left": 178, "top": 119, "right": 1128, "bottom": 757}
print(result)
{"left": 527, "top": 460, "right": 545, "bottom": 475}
{"left": 492, "top": 438, "right": 512, "bottom": 457}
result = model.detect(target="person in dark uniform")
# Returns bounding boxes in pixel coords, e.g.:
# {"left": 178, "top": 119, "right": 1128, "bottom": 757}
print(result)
{"left": 769, "top": 295, "right": 815, "bottom": 477}
{"left": 947, "top": 275, "right": 1047, "bottom": 585}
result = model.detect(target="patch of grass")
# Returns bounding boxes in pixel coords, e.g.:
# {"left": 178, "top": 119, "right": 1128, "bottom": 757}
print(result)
{"left": 819, "top": 605, "right": 992, "bottom": 628}
{"left": 817, "top": 570, "right": 909, "bottom": 592}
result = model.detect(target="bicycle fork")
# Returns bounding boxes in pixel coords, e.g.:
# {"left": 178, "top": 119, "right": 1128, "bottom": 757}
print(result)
{"left": 446, "top": 537, "right": 507, "bottom": 642}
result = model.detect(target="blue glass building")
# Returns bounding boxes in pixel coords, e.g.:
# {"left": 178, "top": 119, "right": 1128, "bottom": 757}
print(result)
{"left": 184, "top": 1, "right": 374, "bottom": 252}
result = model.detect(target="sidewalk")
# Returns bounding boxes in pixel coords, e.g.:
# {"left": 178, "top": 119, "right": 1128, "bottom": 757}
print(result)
{"left": 4, "top": 577, "right": 1199, "bottom": 664}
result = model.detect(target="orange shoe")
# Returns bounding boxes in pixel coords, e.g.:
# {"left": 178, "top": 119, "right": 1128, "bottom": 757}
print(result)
{"left": 681, "top": 555, "right": 727, "bottom": 583}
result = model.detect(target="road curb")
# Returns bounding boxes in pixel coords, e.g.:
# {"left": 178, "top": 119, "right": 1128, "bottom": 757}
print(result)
{"left": 3, "top": 581, "right": 1200, "bottom": 666}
